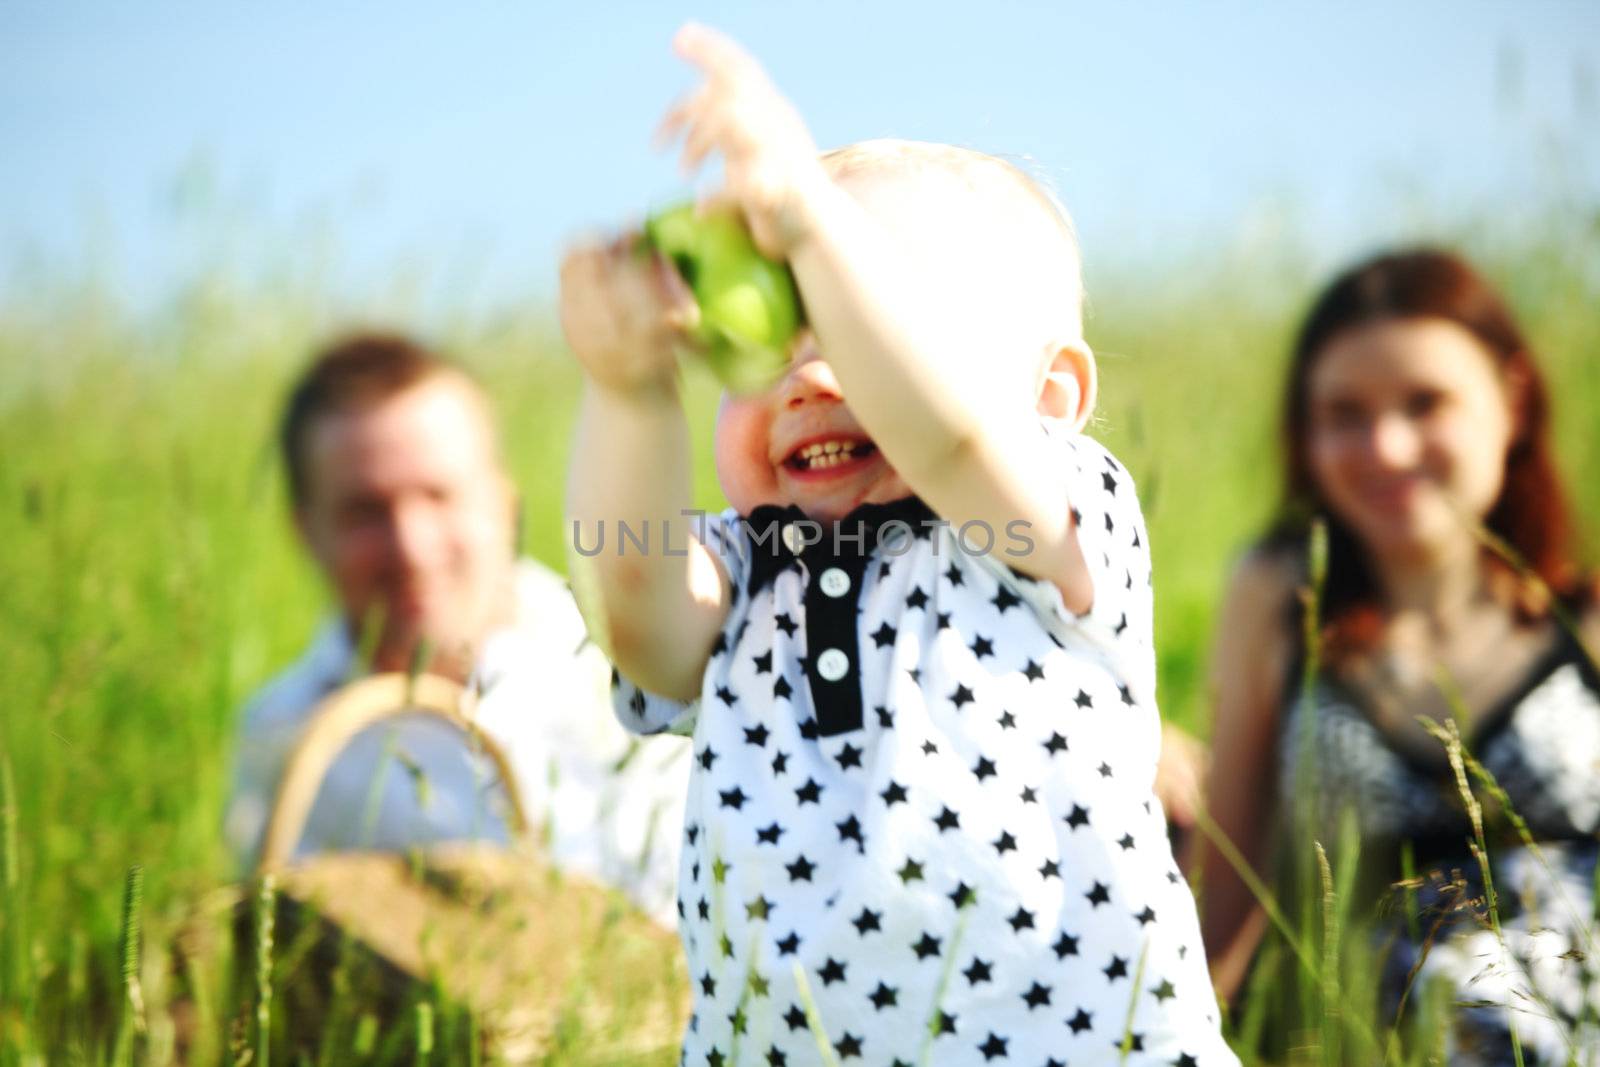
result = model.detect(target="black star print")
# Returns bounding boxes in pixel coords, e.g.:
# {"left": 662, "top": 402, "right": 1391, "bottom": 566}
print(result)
{"left": 1151, "top": 978, "right": 1176, "bottom": 1003}
{"left": 1174, "top": 1054, "right": 1199, "bottom": 1067}
{"left": 776, "top": 931, "right": 801, "bottom": 956}
{"left": 1103, "top": 955, "right": 1128, "bottom": 982}
{"left": 1098, "top": 761, "right": 1113, "bottom": 778}
{"left": 978, "top": 1032, "right": 1008, "bottom": 1060}
{"left": 835, "top": 1033, "right": 862, "bottom": 1059}
{"left": 912, "top": 932, "right": 941, "bottom": 960}
{"left": 729, "top": 1007, "right": 747, "bottom": 1034}
{"left": 713, "top": 857, "right": 729, "bottom": 883}
{"left": 708, "top": 1048, "right": 725, "bottom": 1067}
{"left": 775, "top": 612, "right": 798, "bottom": 636}
{"left": 1021, "top": 659, "right": 1045, "bottom": 682}
{"left": 698, "top": 897, "right": 710, "bottom": 920}
{"left": 1115, "top": 613, "right": 1128, "bottom": 635}
{"left": 786, "top": 855, "right": 815, "bottom": 882}
{"left": 773, "top": 676, "right": 793, "bottom": 700}
{"left": 933, "top": 1011, "right": 957, "bottom": 1036}
{"left": 920, "top": 738, "right": 938, "bottom": 756}
{"left": 875, "top": 704, "right": 893, "bottom": 728}
{"left": 744, "top": 724, "right": 769, "bottom": 747}
{"left": 628, "top": 688, "right": 646, "bottom": 714}
{"left": 907, "top": 666, "right": 921, "bottom": 685}
{"left": 1119, "top": 1033, "right": 1145, "bottom": 1052}
{"left": 711, "top": 632, "right": 728, "bottom": 656}
{"left": 868, "top": 982, "right": 898, "bottom": 1010}
{"left": 990, "top": 586, "right": 1022, "bottom": 613}
{"left": 1086, "top": 882, "right": 1110, "bottom": 907}
{"left": 949, "top": 683, "right": 975, "bottom": 708}
{"left": 1135, "top": 905, "right": 1157, "bottom": 926}
{"left": 745, "top": 896, "right": 773, "bottom": 920}
{"left": 720, "top": 933, "right": 734, "bottom": 958}
{"left": 752, "top": 650, "right": 773, "bottom": 674}
{"left": 700, "top": 971, "right": 716, "bottom": 997}
{"left": 719, "top": 787, "right": 747, "bottom": 810}
{"left": 947, "top": 882, "right": 976, "bottom": 909}
{"left": 798, "top": 716, "right": 820, "bottom": 739}
{"left": 1118, "top": 683, "right": 1135, "bottom": 706}
{"left": 1039, "top": 858, "right": 1060, "bottom": 880}
{"left": 936, "top": 611, "right": 952, "bottom": 630}
{"left": 962, "top": 957, "right": 993, "bottom": 985}
{"left": 905, "top": 585, "right": 929, "bottom": 610}
{"left": 1102, "top": 470, "right": 1118, "bottom": 494}
{"left": 945, "top": 562, "right": 964, "bottom": 586}
{"left": 795, "top": 778, "right": 822, "bottom": 805}
{"left": 715, "top": 685, "right": 737, "bottom": 706}
{"left": 897, "top": 858, "right": 925, "bottom": 884}
{"left": 686, "top": 824, "right": 700, "bottom": 845}
{"left": 1118, "top": 832, "right": 1135, "bottom": 850}
{"left": 973, "top": 756, "right": 997, "bottom": 780}
{"left": 698, "top": 746, "right": 718, "bottom": 770}
{"left": 1052, "top": 930, "right": 1080, "bottom": 960}
{"left": 1067, "top": 1007, "right": 1092, "bottom": 1034}
{"left": 997, "top": 710, "right": 1016, "bottom": 730}
{"left": 1104, "top": 512, "right": 1115, "bottom": 534}
{"left": 852, "top": 907, "right": 881, "bottom": 935}
{"left": 1064, "top": 803, "right": 1090, "bottom": 829}
{"left": 765, "top": 1046, "right": 786, "bottom": 1067}
{"left": 782, "top": 1004, "right": 807, "bottom": 1030}
{"left": 969, "top": 634, "right": 994, "bottom": 659}
{"left": 993, "top": 831, "right": 1017, "bottom": 855}
{"left": 1021, "top": 982, "right": 1052, "bottom": 1009}
{"left": 771, "top": 750, "right": 789, "bottom": 775}
{"left": 818, "top": 957, "right": 847, "bottom": 986}
{"left": 1019, "top": 784, "right": 1037, "bottom": 804}
{"left": 1074, "top": 689, "right": 1093, "bottom": 709}
{"left": 1043, "top": 731, "right": 1069, "bottom": 755}
{"left": 750, "top": 973, "right": 770, "bottom": 997}
{"left": 835, "top": 815, "right": 864, "bottom": 848}
{"left": 934, "top": 806, "right": 960, "bottom": 832}
{"left": 834, "top": 742, "right": 863, "bottom": 770}
{"left": 870, "top": 621, "right": 897, "bottom": 648}
{"left": 1007, "top": 906, "right": 1035, "bottom": 932}
{"left": 880, "top": 780, "right": 908, "bottom": 806}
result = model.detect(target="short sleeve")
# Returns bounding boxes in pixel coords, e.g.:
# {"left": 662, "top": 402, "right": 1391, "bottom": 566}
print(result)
{"left": 968, "top": 428, "right": 1157, "bottom": 703}
{"left": 609, "top": 507, "right": 748, "bottom": 738}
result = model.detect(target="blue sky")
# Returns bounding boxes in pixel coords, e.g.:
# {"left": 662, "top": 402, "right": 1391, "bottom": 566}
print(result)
{"left": 3, "top": 2, "right": 1596, "bottom": 314}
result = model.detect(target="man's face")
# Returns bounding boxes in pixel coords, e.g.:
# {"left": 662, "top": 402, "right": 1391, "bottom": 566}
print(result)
{"left": 295, "top": 375, "right": 516, "bottom": 675}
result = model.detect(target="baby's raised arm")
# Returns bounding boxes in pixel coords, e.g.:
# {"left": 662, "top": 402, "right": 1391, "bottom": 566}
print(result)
{"left": 560, "top": 239, "right": 732, "bottom": 702}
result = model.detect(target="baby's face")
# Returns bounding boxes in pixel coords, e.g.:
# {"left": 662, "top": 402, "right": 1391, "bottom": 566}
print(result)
{"left": 714, "top": 327, "right": 914, "bottom": 523}
{"left": 713, "top": 161, "right": 1081, "bottom": 522}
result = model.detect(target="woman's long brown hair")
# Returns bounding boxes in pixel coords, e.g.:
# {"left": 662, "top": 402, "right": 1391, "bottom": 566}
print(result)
{"left": 1266, "top": 248, "right": 1586, "bottom": 659}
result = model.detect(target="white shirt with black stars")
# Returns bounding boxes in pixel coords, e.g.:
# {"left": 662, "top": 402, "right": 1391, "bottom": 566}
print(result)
{"left": 612, "top": 426, "right": 1237, "bottom": 1066}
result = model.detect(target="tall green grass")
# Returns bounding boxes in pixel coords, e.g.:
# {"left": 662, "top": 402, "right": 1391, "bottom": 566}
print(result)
{"left": 0, "top": 197, "right": 1597, "bottom": 1064}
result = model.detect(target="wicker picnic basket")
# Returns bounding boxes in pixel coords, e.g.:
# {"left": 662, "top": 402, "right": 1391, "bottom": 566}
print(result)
{"left": 240, "top": 672, "right": 688, "bottom": 1063}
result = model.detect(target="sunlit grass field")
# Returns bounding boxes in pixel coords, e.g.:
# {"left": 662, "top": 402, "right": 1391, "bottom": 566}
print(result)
{"left": 1, "top": 204, "right": 1597, "bottom": 1064}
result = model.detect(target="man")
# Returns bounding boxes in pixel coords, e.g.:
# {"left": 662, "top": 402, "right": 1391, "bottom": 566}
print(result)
{"left": 225, "top": 333, "right": 686, "bottom": 924}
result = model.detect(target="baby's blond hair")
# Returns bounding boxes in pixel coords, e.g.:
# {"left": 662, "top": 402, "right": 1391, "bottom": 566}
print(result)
{"left": 820, "top": 139, "right": 1086, "bottom": 346}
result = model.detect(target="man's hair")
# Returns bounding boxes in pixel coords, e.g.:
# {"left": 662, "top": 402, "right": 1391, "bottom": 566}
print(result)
{"left": 279, "top": 332, "right": 463, "bottom": 506}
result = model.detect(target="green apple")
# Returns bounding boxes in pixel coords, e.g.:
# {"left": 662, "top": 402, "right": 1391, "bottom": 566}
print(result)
{"left": 642, "top": 203, "right": 803, "bottom": 394}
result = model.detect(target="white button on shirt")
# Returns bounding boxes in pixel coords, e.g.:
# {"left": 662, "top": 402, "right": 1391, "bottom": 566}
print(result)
{"left": 226, "top": 558, "right": 689, "bottom": 927}
{"left": 613, "top": 429, "right": 1238, "bottom": 1064}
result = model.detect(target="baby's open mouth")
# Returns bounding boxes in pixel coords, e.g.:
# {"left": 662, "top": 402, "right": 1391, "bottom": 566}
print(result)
{"left": 785, "top": 437, "right": 879, "bottom": 472}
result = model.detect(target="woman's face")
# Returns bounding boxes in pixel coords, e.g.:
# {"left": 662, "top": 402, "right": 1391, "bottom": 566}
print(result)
{"left": 1305, "top": 317, "right": 1517, "bottom": 562}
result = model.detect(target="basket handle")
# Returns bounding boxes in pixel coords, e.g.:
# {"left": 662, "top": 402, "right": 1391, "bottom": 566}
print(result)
{"left": 257, "top": 672, "right": 530, "bottom": 873}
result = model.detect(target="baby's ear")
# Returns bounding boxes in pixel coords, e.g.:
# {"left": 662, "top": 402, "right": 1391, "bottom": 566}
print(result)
{"left": 1035, "top": 341, "right": 1096, "bottom": 433}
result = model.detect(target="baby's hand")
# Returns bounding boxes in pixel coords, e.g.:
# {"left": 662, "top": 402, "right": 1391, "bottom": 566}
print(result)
{"left": 559, "top": 233, "right": 698, "bottom": 396}
{"left": 657, "top": 23, "right": 830, "bottom": 259}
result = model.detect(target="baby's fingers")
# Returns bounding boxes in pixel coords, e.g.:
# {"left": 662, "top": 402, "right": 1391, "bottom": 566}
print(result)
{"left": 672, "top": 22, "right": 764, "bottom": 87}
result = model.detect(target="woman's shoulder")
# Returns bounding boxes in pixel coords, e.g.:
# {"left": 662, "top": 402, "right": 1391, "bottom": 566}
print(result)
{"left": 1225, "top": 540, "right": 1305, "bottom": 619}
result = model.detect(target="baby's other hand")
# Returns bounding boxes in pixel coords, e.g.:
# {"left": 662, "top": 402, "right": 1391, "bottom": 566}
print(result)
{"left": 657, "top": 23, "right": 829, "bottom": 259}
{"left": 559, "top": 233, "right": 698, "bottom": 396}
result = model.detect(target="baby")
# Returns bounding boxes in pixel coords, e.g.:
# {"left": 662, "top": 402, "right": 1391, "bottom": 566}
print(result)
{"left": 562, "top": 24, "right": 1237, "bottom": 1065}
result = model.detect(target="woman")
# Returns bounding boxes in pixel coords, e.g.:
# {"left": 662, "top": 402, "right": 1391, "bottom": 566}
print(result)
{"left": 1197, "top": 248, "right": 1600, "bottom": 1060}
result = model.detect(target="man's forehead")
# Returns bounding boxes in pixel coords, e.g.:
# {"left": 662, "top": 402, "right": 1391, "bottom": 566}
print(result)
{"left": 303, "top": 376, "right": 502, "bottom": 497}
